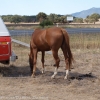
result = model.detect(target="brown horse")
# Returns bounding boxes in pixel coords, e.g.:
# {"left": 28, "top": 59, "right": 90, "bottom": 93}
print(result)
{"left": 29, "top": 27, "right": 73, "bottom": 79}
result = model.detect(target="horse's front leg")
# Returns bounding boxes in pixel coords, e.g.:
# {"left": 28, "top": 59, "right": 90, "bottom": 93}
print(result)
{"left": 41, "top": 51, "right": 45, "bottom": 73}
{"left": 29, "top": 54, "right": 33, "bottom": 74}
{"left": 31, "top": 49, "right": 37, "bottom": 78}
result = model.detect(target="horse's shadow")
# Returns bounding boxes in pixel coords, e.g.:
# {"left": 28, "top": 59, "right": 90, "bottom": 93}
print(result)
{"left": 38, "top": 71, "right": 96, "bottom": 81}
{"left": 0, "top": 65, "right": 31, "bottom": 77}
{"left": 0, "top": 65, "right": 96, "bottom": 81}
{"left": 68, "top": 72, "right": 96, "bottom": 80}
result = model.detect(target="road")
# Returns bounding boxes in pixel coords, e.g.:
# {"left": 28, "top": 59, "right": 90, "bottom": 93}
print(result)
{"left": 9, "top": 28, "right": 100, "bottom": 36}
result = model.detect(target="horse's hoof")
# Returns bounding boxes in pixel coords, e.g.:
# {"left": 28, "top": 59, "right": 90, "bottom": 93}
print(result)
{"left": 64, "top": 76, "right": 69, "bottom": 80}
{"left": 31, "top": 74, "right": 35, "bottom": 78}
{"left": 51, "top": 75, "right": 55, "bottom": 79}
{"left": 42, "top": 71, "right": 44, "bottom": 74}
{"left": 64, "top": 76, "right": 67, "bottom": 80}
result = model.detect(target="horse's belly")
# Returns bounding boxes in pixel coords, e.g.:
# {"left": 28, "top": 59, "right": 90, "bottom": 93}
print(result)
{"left": 37, "top": 44, "right": 50, "bottom": 51}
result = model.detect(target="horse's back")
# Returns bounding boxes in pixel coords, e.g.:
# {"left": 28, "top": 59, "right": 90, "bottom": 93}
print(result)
{"left": 46, "top": 27, "right": 64, "bottom": 49}
{"left": 31, "top": 27, "right": 64, "bottom": 51}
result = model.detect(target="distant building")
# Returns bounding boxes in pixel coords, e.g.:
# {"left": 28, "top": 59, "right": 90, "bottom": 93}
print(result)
{"left": 66, "top": 16, "right": 73, "bottom": 23}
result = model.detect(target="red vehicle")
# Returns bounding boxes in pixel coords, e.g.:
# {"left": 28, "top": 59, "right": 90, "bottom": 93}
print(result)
{"left": 0, "top": 17, "right": 17, "bottom": 64}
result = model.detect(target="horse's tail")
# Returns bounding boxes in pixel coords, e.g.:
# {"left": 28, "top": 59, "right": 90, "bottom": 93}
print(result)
{"left": 61, "top": 28, "right": 73, "bottom": 68}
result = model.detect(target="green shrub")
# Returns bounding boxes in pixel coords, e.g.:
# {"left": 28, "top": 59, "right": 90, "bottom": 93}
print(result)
{"left": 40, "top": 20, "right": 53, "bottom": 28}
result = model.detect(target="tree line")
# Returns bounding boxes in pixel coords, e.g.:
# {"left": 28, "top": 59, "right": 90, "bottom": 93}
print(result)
{"left": 2, "top": 15, "right": 36, "bottom": 23}
{"left": 1, "top": 12, "right": 100, "bottom": 25}
{"left": 74, "top": 13, "right": 100, "bottom": 24}
{"left": 1, "top": 12, "right": 74, "bottom": 24}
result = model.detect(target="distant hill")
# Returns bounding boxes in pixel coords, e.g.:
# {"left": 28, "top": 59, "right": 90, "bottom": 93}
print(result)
{"left": 71, "top": 7, "right": 100, "bottom": 18}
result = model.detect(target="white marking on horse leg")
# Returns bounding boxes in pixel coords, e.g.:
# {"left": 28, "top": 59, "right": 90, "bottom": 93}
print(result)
{"left": 64, "top": 70, "right": 69, "bottom": 79}
{"left": 51, "top": 67, "right": 58, "bottom": 79}
{"left": 42, "top": 68, "right": 45, "bottom": 74}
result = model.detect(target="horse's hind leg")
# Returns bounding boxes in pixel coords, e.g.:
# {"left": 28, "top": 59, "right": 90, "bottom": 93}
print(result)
{"left": 41, "top": 51, "right": 45, "bottom": 73}
{"left": 61, "top": 44, "right": 69, "bottom": 79}
{"left": 51, "top": 49, "right": 60, "bottom": 79}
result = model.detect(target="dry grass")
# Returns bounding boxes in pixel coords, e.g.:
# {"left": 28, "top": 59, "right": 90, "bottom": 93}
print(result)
{"left": 12, "top": 32, "right": 100, "bottom": 49}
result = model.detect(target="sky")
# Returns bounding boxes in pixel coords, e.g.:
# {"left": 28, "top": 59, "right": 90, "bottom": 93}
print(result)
{"left": 0, "top": 0, "right": 100, "bottom": 16}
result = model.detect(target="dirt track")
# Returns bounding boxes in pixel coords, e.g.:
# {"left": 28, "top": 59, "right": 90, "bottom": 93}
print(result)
{"left": 0, "top": 45, "right": 100, "bottom": 100}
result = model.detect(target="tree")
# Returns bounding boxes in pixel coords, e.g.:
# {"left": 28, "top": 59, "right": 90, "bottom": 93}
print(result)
{"left": 2, "top": 15, "right": 13, "bottom": 22}
{"left": 89, "top": 13, "right": 100, "bottom": 24}
{"left": 10, "top": 15, "right": 22, "bottom": 24}
{"left": 22, "top": 16, "right": 36, "bottom": 23}
{"left": 48, "top": 13, "right": 55, "bottom": 22}
{"left": 73, "top": 18, "right": 83, "bottom": 23}
{"left": 53, "top": 15, "right": 60, "bottom": 23}
{"left": 40, "top": 20, "right": 53, "bottom": 28}
{"left": 36, "top": 12, "right": 47, "bottom": 22}
{"left": 84, "top": 18, "right": 89, "bottom": 24}
{"left": 48, "top": 13, "right": 63, "bottom": 23}
{"left": 84, "top": 16, "right": 90, "bottom": 24}
{"left": 60, "top": 16, "right": 66, "bottom": 23}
